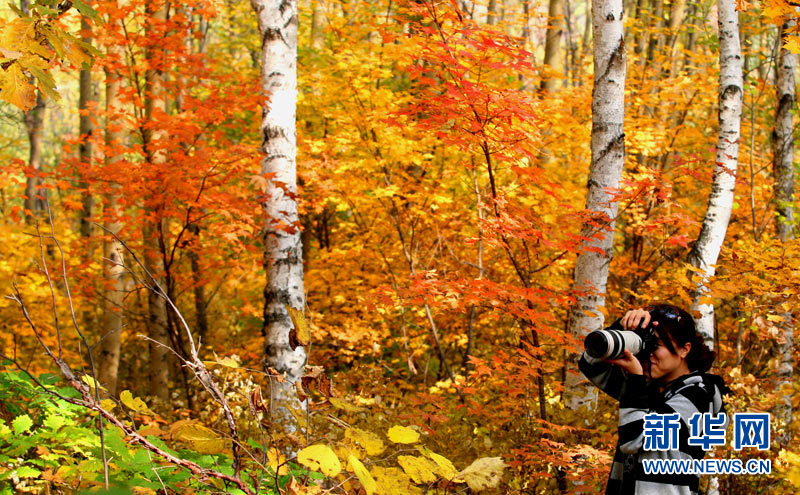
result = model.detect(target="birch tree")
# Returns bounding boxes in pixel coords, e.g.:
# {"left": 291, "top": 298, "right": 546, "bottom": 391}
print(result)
{"left": 774, "top": 23, "right": 796, "bottom": 244}
{"left": 250, "top": 0, "right": 306, "bottom": 426}
{"left": 567, "top": 0, "right": 626, "bottom": 410}
{"left": 773, "top": 21, "right": 795, "bottom": 443}
{"left": 687, "top": 0, "right": 742, "bottom": 347}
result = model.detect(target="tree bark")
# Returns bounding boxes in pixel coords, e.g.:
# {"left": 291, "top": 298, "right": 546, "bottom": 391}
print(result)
{"left": 774, "top": 23, "right": 796, "bottom": 242}
{"left": 79, "top": 16, "right": 95, "bottom": 240}
{"left": 687, "top": 0, "right": 742, "bottom": 347}
{"left": 665, "top": 0, "right": 686, "bottom": 77}
{"left": 97, "top": 35, "right": 125, "bottom": 395}
{"left": 22, "top": 96, "right": 45, "bottom": 224}
{"left": 20, "top": 0, "right": 45, "bottom": 224}
{"left": 487, "top": 0, "right": 497, "bottom": 25}
{"left": 143, "top": 0, "right": 170, "bottom": 401}
{"left": 773, "top": 22, "right": 795, "bottom": 444}
{"left": 310, "top": 0, "right": 325, "bottom": 49}
{"left": 188, "top": 223, "right": 209, "bottom": 342}
{"left": 566, "top": 0, "right": 627, "bottom": 411}
{"left": 541, "top": 0, "right": 565, "bottom": 92}
{"left": 250, "top": 0, "right": 306, "bottom": 430}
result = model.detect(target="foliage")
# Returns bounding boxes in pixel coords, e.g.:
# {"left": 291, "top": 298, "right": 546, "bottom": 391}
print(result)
{"left": 0, "top": 0, "right": 799, "bottom": 493}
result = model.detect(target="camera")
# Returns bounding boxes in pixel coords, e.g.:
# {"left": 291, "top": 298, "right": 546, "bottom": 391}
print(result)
{"left": 583, "top": 324, "right": 659, "bottom": 361}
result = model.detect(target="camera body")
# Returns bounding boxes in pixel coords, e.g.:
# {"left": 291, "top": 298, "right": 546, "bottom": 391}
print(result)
{"left": 584, "top": 323, "right": 659, "bottom": 362}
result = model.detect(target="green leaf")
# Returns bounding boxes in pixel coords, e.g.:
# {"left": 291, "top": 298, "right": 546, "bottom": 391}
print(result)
{"left": 12, "top": 414, "right": 33, "bottom": 435}
{"left": 72, "top": 0, "right": 101, "bottom": 23}
{"left": 43, "top": 414, "right": 67, "bottom": 431}
{"left": 14, "top": 465, "right": 41, "bottom": 478}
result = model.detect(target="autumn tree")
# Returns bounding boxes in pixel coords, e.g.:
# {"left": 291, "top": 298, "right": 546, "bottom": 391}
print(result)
{"left": 774, "top": 20, "right": 795, "bottom": 442}
{"left": 250, "top": 0, "right": 307, "bottom": 426}
{"left": 687, "top": 0, "right": 742, "bottom": 346}
{"left": 19, "top": 0, "right": 46, "bottom": 224}
{"left": 141, "top": 0, "right": 170, "bottom": 401}
{"left": 96, "top": 7, "right": 125, "bottom": 395}
{"left": 567, "top": 0, "right": 626, "bottom": 410}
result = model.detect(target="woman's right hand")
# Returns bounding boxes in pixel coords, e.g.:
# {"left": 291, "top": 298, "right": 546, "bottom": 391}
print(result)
{"left": 621, "top": 308, "right": 651, "bottom": 330}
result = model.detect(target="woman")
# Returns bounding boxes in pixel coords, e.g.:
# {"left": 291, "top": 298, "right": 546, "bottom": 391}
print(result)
{"left": 579, "top": 304, "right": 729, "bottom": 495}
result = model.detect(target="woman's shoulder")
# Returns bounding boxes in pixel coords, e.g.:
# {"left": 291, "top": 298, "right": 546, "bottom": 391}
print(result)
{"left": 666, "top": 372, "right": 729, "bottom": 414}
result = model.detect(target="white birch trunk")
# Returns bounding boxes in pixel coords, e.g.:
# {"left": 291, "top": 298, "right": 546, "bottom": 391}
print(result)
{"left": 687, "top": 0, "right": 742, "bottom": 348}
{"left": 775, "top": 23, "right": 796, "bottom": 243}
{"left": 774, "top": 22, "right": 795, "bottom": 444}
{"left": 566, "top": 0, "right": 626, "bottom": 411}
{"left": 250, "top": 0, "right": 306, "bottom": 429}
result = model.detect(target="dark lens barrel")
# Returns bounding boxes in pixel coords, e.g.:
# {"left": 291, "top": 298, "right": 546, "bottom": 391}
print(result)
{"left": 584, "top": 331, "right": 612, "bottom": 360}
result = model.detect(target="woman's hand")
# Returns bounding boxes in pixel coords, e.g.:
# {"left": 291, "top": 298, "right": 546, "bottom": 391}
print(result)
{"left": 608, "top": 349, "right": 644, "bottom": 375}
{"left": 621, "top": 308, "right": 651, "bottom": 330}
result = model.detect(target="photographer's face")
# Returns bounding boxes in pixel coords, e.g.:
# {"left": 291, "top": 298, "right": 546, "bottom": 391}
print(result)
{"left": 648, "top": 337, "right": 691, "bottom": 382}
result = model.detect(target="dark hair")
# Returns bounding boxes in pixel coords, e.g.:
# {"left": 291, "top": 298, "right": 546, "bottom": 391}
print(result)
{"left": 647, "top": 304, "right": 716, "bottom": 372}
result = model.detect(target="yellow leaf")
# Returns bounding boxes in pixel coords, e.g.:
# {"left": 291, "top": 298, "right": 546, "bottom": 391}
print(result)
{"left": 100, "top": 399, "right": 116, "bottom": 411}
{"left": 348, "top": 455, "right": 377, "bottom": 495}
{"left": 172, "top": 422, "right": 227, "bottom": 454}
{"left": 0, "top": 18, "right": 36, "bottom": 52}
{"left": 287, "top": 305, "right": 311, "bottom": 348}
{"left": 329, "top": 397, "right": 364, "bottom": 413}
{"left": 345, "top": 428, "right": 385, "bottom": 455}
{"left": 120, "top": 390, "right": 154, "bottom": 415}
{"left": 61, "top": 32, "right": 92, "bottom": 68}
{"left": 767, "top": 314, "right": 786, "bottom": 323}
{"left": 455, "top": 457, "right": 507, "bottom": 491}
{"left": 0, "top": 62, "right": 36, "bottom": 111}
{"left": 785, "top": 36, "right": 800, "bottom": 55}
{"left": 268, "top": 448, "right": 288, "bottom": 475}
{"left": 205, "top": 355, "right": 240, "bottom": 368}
{"left": 80, "top": 374, "right": 107, "bottom": 393}
{"left": 397, "top": 455, "right": 438, "bottom": 483}
{"left": 417, "top": 446, "right": 457, "bottom": 479}
{"left": 387, "top": 425, "right": 419, "bottom": 444}
{"left": 371, "top": 466, "right": 422, "bottom": 495}
{"left": 298, "top": 444, "right": 342, "bottom": 477}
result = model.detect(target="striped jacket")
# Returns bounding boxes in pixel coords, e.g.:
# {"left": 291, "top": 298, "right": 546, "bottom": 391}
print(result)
{"left": 579, "top": 353, "right": 728, "bottom": 495}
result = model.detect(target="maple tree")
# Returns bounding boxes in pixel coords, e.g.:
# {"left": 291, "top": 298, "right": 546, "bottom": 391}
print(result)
{"left": 0, "top": 0, "right": 799, "bottom": 493}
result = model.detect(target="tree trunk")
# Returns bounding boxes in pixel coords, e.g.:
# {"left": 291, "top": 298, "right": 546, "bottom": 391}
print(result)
{"left": 487, "top": 0, "right": 497, "bottom": 25}
{"left": 687, "top": 0, "right": 742, "bottom": 347}
{"left": 20, "top": 0, "right": 45, "bottom": 224}
{"left": 250, "top": 0, "right": 307, "bottom": 430}
{"left": 774, "top": 23, "right": 796, "bottom": 242}
{"left": 773, "top": 22, "right": 795, "bottom": 444}
{"left": 97, "top": 36, "right": 125, "bottom": 395}
{"left": 23, "top": 95, "right": 45, "bottom": 224}
{"left": 310, "top": 0, "right": 325, "bottom": 50}
{"left": 188, "top": 223, "right": 209, "bottom": 342}
{"left": 143, "top": 0, "right": 170, "bottom": 401}
{"left": 79, "top": 16, "right": 95, "bottom": 240}
{"left": 665, "top": 0, "right": 686, "bottom": 77}
{"left": 681, "top": 2, "right": 698, "bottom": 73}
{"left": 566, "top": 0, "right": 627, "bottom": 411}
{"left": 541, "top": 0, "right": 565, "bottom": 92}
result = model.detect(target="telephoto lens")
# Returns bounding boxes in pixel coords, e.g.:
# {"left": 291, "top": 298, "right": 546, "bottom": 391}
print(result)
{"left": 584, "top": 329, "right": 645, "bottom": 361}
